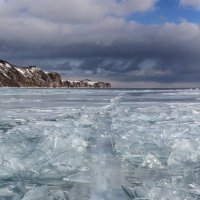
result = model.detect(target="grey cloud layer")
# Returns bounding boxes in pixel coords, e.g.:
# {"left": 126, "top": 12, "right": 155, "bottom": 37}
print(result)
{"left": 0, "top": 0, "right": 200, "bottom": 86}
{"left": 0, "top": 0, "right": 157, "bottom": 22}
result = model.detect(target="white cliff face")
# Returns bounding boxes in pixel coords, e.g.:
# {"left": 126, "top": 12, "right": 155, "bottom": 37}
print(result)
{"left": 0, "top": 60, "right": 12, "bottom": 69}
{"left": 66, "top": 80, "right": 96, "bottom": 87}
{"left": 0, "top": 61, "right": 18, "bottom": 86}
{"left": 15, "top": 66, "right": 41, "bottom": 77}
{"left": 15, "top": 67, "right": 26, "bottom": 75}
{"left": 0, "top": 61, "right": 12, "bottom": 77}
{"left": 0, "top": 66, "right": 10, "bottom": 78}
{"left": 63, "top": 80, "right": 111, "bottom": 88}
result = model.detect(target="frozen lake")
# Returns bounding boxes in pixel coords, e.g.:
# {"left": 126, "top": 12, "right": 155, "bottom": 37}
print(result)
{"left": 1, "top": 88, "right": 200, "bottom": 199}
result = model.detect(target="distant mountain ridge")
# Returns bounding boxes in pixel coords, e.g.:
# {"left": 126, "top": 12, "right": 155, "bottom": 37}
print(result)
{"left": 0, "top": 60, "right": 111, "bottom": 88}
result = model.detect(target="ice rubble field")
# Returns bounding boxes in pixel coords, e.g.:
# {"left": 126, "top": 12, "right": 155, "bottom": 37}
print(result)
{"left": 1, "top": 89, "right": 200, "bottom": 199}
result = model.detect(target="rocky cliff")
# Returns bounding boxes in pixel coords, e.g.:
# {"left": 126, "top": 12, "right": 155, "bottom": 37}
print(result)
{"left": 0, "top": 60, "right": 111, "bottom": 88}
{"left": 62, "top": 80, "right": 111, "bottom": 88}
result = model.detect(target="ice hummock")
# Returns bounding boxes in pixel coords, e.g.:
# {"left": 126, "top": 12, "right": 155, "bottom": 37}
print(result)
{"left": 1, "top": 88, "right": 200, "bottom": 199}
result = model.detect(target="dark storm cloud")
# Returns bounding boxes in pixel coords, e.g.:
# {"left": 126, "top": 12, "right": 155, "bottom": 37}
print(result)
{"left": 73, "top": 58, "right": 140, "bottom": 72}
{"left": 1, "top": 0, "right": 200, "bottom": 86}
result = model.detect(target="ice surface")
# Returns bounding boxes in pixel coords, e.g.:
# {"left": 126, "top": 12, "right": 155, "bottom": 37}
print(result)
{"left": 22, "top": 186, "right": 48, "bottom": 200}
{"left": 1, "top": 88, "right": 200, "bottom": 199}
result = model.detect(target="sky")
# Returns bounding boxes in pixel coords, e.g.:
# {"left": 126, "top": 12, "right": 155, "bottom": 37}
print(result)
{"left": 1, "top": 0, "right": 200, "bottom": 88}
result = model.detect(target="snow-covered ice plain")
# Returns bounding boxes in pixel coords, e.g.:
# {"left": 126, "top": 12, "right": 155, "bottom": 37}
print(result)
{"left": 1, "top": 88, "right": 200, "bottom": 199}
